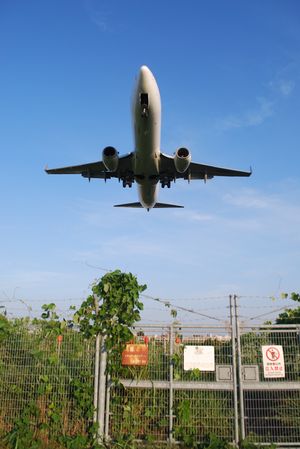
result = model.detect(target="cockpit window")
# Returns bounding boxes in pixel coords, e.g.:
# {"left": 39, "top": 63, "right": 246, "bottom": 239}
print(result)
{"left": 140, "top": 93, "right": 148, "bottom": 106}
{"left": 140, "top": 93, "right": 149, "bottom": 118}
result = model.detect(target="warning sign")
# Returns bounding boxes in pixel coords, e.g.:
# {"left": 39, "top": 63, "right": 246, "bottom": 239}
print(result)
{"left": 184, "top": 346, "right": 215, "bottom": 371}
{"left": 122, "top": 344, "right": 148, "bottom": 366}
{"left": 262, "top": 345, "right": 285, "bottom": 378}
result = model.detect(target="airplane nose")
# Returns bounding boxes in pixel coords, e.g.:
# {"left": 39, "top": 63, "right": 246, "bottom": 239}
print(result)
{"left": 140, "top": 65, "right": 151, "bottom": 75}
{"left": 139, "top": 65, "right": 152, "bottom": 83}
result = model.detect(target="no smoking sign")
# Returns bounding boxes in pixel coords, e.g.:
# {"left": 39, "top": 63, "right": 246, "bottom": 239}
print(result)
{"left": 262, "top": 345, "right": 285, "bottom": 378}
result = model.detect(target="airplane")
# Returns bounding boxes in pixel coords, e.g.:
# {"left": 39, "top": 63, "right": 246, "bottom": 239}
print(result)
{"left": 45, "top": 65, "right": 251, "bottom": 210}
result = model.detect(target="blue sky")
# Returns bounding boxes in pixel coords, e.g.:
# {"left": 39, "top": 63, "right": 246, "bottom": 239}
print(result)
{"left": 0, "top": 0, "right": 299, "bottom": 323}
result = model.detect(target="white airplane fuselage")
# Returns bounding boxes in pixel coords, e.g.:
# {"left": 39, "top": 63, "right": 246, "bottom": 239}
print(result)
{"left": 132, "top": 66, "right": 161, "bottom": 209}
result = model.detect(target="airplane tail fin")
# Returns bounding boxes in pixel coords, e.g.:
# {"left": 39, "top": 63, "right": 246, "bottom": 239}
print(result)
{"left": 114, "top": 202, "right": 183, "bottom": 209}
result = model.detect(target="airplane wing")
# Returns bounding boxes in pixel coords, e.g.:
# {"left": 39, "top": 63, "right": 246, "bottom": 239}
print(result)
{"left": 160, "top": 153, "right": 252, "bottom": 180}
{"left": 45, "top": 153, "right": 134, "bottom": 180}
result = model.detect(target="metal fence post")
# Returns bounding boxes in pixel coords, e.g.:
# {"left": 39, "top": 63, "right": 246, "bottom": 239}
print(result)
{"left": 234, "top": 295, "right": 245, "bottom": 441}
{"left": 169, "top": 324, "right": 174, "bottom": 443}
{"left": 93, "top": 295, "right": 101, "bottom": 428}
{"left": 97, "top": 336, "right": 107, "bottom": 443}
{"left": 104, "top": 374, "right": 111, "bottom": 440}
{"left": 93, "top": 334, "right": 101, "bottom": 425}
{"left": 230, "top": 295, "right": 239, "bottom": 445}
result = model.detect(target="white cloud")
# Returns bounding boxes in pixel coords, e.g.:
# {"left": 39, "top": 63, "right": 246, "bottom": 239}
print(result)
{"left": 0, "top": 270, "right": 65, "bottom": 287}
{"left": 216, "top": 97, "right": 274, "bottom": 131}
{"left": 269, "top": 79, "right": 295, "bottom": 97}
{"left": 223, "top": 189, "right": 275, "bottom": 209}
{"left": 84, "top": 0, "right": 111, "bottom": 32}
{"left": 223, "top": 187, "right": 300, "bottom": 237}
{"left": 73, "top": 236, "right": 168, "bottom": 263}
{"left": 222, "top": 217, "right": 263, "bottom": 232}
{"left": 278, "top": 80, "right": 295, "bottom": 97}
{"left": 174, "top": 210, "right": 215, "bottom": 222}
{"left": 216, "top": 70, "right": 296, "bottom": 132}
{"left": 244, "top": 97, "right": 274, "bottom": 126}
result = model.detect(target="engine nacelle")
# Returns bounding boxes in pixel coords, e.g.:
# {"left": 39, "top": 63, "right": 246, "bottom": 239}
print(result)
{"left": 174, "top": 147, "right": 191, "bottom": 173}
{"left": 102, "top": 146, "right": 119, "bottom": 172}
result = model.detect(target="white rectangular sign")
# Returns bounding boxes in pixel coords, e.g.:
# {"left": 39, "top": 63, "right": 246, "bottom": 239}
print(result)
{"left": 262, "top": 345, "right": 285, "bottom": 378}
{"left": 184, "top": 345, "right": 215, "bottom": 371}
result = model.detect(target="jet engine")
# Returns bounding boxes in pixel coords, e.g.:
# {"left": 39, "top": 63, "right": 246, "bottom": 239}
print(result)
{"left": 102, "top": 146, "right": 119, "bottom": 172}
{"left": 174, "top": 147, "right": 191, "bottom": 173}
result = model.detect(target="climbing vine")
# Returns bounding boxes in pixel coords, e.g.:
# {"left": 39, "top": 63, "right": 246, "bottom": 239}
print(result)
{"left": 74, "top": 270, "right": 146, "bottom": 380}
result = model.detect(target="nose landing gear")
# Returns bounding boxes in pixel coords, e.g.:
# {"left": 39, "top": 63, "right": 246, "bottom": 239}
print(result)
{"left": 161, "top": 178, "right": 171, "bottom": 188}
{"left": 141, "top": 105, "right": 149, "bottom": 118}
{"left": 122, "top": 179, "right": 133, "bottom": 188}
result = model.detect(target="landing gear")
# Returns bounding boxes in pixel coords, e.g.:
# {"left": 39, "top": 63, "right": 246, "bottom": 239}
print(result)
{"left": 141, "top": 106, "right": 149, "bottom": 118}
{"left": 122, "top": 179, "right": 133, "bottom": 188}
{"left": 161, "top": 179, "right": 171, "bottom": 188}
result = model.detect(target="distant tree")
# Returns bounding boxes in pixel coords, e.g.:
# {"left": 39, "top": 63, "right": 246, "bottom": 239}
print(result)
{"left": 276, "top": 293, "right": 300, "bottom": 324}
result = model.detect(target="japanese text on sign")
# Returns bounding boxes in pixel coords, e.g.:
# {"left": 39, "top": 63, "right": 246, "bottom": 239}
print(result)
{"left": 262, "top": 345, "right": 285, "bottom": 378}
{"left": 122, "top": 344, "right": 148, "bottom": 366}
{"left": 184, "top": 346, "right": 215, "bottom": 371}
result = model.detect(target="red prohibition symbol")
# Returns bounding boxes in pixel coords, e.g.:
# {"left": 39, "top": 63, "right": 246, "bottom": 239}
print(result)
{"left": 266, "top": 347, "right": 280, "bottom": 361}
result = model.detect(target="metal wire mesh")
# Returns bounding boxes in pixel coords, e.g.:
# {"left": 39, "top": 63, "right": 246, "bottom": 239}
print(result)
{"left": 173, "top": 389, "right": 235, "bottom": 442}
{"left": 115, "top": 325, "right": 171, "bottom": 381}
{"left": 0, "top": 330, "right": 95, "bottom": 437}
{"left": 108, "top": 324, "right": 236, "bottom": 443}
{"left": 239, "top": 325, "right": 300, "bottom": 444}
{"left": 244, "top": 390, "right": 300, "bottom": 443}
{"left": 109, "top": 386, "right": 169, "bottom": 441}
{"left": 1, "top": 321, "right": 299, "bottom": 446}
{"left": 239, "top": 326, "right": 300, "bottom": 382}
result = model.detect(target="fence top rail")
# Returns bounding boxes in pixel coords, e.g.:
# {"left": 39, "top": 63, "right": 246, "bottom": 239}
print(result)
{"left": 239, "top": 323, "right": 300, "bottom": 330}
{"left": 136, "top": 323, "right": 232, "bottom": 329}
{"left": 239, "top": 327, "right": 300, "bottom": 334}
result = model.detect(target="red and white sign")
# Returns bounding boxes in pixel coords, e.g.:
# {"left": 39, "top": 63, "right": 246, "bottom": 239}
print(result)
{"left": 262, "top": 345, "right": 285, "bottom": 378}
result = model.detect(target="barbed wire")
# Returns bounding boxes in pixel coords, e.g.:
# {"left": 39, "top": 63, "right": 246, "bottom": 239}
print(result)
{"left": 247, "top": 306, "right": 292, "bottom": 321}
{"left": 141, "top": 294, "right": 223, "bottom": 321}
{"left": 0, "top": 290, "right": 298, "bottom": 322}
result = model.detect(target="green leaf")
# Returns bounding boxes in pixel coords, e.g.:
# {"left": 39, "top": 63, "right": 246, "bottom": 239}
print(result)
{"left": 281, "top": 292, "right": 288, "bottom": 299}
{"left": 103, "top": 283, "right": 110, "bottom": 293}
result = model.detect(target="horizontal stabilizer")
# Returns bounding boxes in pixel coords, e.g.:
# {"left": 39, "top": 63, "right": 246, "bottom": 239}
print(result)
{"left": 153, "top": 202, "right": 183, "bottom": 208}
{"left": 114, "top": 202, "right": 143, "bottom": 208}
{"left": 114, "top": 202, "right": 183, "bottom": 209}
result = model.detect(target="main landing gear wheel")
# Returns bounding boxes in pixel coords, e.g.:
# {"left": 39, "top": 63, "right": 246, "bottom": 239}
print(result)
{"left": 161, "top": 180, "right": 171, "bottom": 188}
{"left": 122, "top": 180, "right": 132, "bottom": 188}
